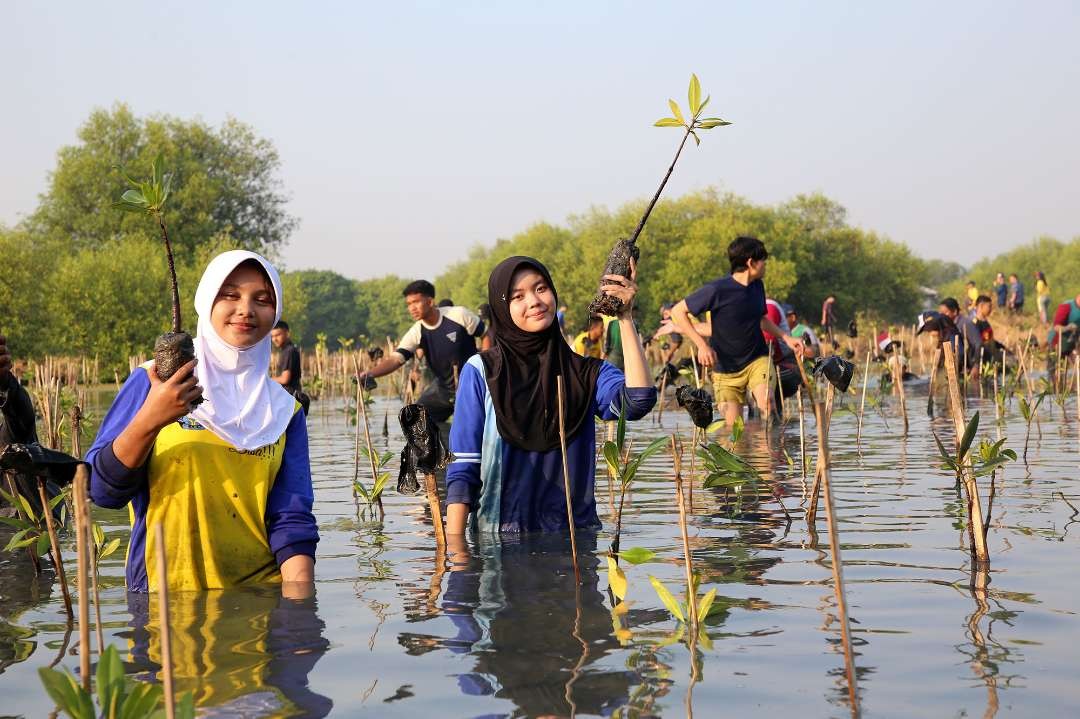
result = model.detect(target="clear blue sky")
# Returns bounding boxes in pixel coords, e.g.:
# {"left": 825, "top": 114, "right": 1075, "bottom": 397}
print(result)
{"left": 3, "top": 1, "right": 1078, "bottom": 279}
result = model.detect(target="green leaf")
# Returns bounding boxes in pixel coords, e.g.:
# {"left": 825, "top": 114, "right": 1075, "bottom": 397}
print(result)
{"left": 1001, "top": 448, "right": 1017, "bottom": 460}
{"left": 372, "top": 472, "right": 390, "bottom": 497}
{"left": 932, "top": 431, "right": 952, "bottom": 463}
{"left": 38, "top": 667, "right": 95, "bottom": 719}
{"left": 648, "top": 575, "right": 685, "bottom": 622}
{"left": 120, "top": 188, "right": 146, "bottom": 205}
{"left": 100, "top": 538, "right": 122, "bottom": 558}
{"left": 705, "top": 420, "right": 726, "bottom": 434}
{"left": 4, "top": 527, "right": 31, "bottom": 552}
{"left": 0, "top": 515, "right": 32, "bottom": 530}
{"left": 690, "top": 130, "right": 700, "bottom": 146}
{"left": 697, "top": 587, "right": 717, "bottom": 620}
{"left": 92, "top": 522, "right": 105, "bottom": 548}
{"left": 120, "top": 682, "right": 164, "bottom": 719}
{"left": 688, "top": 74, "right": 701, "bottom": 116}
{"left": 959, "top": 412, "right": 980, "bottom": 460}
{"left": 36, "top": 533, "right": 51, "bottom": 557}
{"left": 695, "top": 119, "right": 732, "bottom": 129}
{"left": 653, "top": 118, "right": 684, "bottom": 128}
{"left": 697, "top": 94, "right": 710, "bottom": 113}
{"left": 618, "top": 547, "right": 656, "bottom": 565}
{"left": 97, "top": 645, "right": 125, "bottom": 715}
{"left": 602, "top": 441, "right": 621, "bottom": 474}
{"left": 175, "top": 690, "right": 196, "bottom": 719}
{"left": 668, "top": 99, "right": 685, "bottom": 124}
{"left": 637, "top": 436, "right": 669, "bottom": 462}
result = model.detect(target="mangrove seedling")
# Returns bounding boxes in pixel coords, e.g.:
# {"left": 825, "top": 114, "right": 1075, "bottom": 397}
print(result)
{"left": 355, "top": 447, "right": 393, "bottom": 516}
{"left": 113, "top": 155, "right": 195, "bottom": 387}
{"left": 0, "top": 486, "right": 65, "bottom": 565}
{"left": 38, "top": 644, "right": 195, "bottom": 719}
{"left": 602, "top": 401, "right": 669, "bottom": 559}
{"left": 589, "top": 74, "right": 731, "bottom": 316}
{"left": 1019, "top": 393, "right": 1046, "bottom": 460}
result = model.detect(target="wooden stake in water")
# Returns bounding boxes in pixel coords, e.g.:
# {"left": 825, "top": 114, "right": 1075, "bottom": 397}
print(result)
{"left": 37, "top": 478, "right": 73, "bottom": 620}
{"left": 856, "top": 350, "right": 870, "bottom": 444}
{"left": 797, "top": 386, "right": 807, "bottom": 484}
{"left": 72, "top": 466, "right": 90, "bottom": 690}
{"left": 154, "top": 523, "right": 176, "bottom": 719}
{"left": 424, "top": 472, "right": 447, "bottom": 551}
{"left": 942, "top": 342, "right": 990, "bottom": 564}
{"left": 927, "top": 347, "right": 941, "bottom": 418}
{"left": 556, "top": 375, "right": 581, "bottom": 584}
{"left": 890, "top": 353, "right": 909, "bottom": 436}
{"left": 792, "top": 358, "right": 860, "bottom": 714}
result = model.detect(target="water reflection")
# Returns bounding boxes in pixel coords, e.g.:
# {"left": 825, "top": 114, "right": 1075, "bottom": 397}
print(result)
{"left": 125, "top": 586, "right": 331, "bottom": 718}
{"left": 402, "top": 532, "right": 642, "bottom": 717}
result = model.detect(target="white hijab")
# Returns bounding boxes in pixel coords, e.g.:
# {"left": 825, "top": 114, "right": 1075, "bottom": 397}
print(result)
{"left": 189, "top": 250, "right": 297, "bottom": 451}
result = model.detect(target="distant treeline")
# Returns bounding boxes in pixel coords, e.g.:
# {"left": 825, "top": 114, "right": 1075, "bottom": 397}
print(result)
{"left": 2, "top": 104, "right": 1063, "bottom": 378}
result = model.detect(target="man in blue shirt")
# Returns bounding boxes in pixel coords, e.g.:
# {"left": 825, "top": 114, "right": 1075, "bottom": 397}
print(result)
{"left": 669, "top": 236, "right": 802, "bottom": 428}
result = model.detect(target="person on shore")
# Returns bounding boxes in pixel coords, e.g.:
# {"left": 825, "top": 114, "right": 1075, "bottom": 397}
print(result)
{"left": 572, "top": 316, "right": 604, "bottom": 359}
{"left": 820, "top": 295, "right": 837, "bottom": 346}
{"left": 784, "top": 305, "right": 820, "bottom": 358}
{"left": 358, "top": 280, "right": 485, "bottom": 422}
{"left": 993, "top": 272, "right": 1008, "bottom": 309}
{"left": 965, "top": 281, "right": 979, "bottom": 311}
{"left": 444, "top": 256, "right": 655, "bottom": 534}
{"left": 1008, "top": 273, "right": 1025, "bottom": 313}
{"left": 86, "top": 250, "right": 318, "bottom": 593}
{"left": 271, "top": 320, "right": 308, "bottom": 414}
{"left": 668, "top": 236, "right": 802, "bottom": 427}
{"left": 1036, "top": 271, "right": 1051, "bottom": 324}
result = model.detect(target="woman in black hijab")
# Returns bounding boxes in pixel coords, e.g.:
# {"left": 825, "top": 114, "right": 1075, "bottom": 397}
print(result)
{"left": 445, "top": 256, "right": 656, "bottom": 534}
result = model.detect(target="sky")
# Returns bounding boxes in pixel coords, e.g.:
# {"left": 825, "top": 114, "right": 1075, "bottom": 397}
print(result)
{"left": 3, "top": 1, "right": 1078, "bottom": 280}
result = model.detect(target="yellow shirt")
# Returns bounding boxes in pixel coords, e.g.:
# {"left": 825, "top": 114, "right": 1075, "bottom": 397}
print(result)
{"left": 573, "top": 331, "right": 602, "bottom": 359}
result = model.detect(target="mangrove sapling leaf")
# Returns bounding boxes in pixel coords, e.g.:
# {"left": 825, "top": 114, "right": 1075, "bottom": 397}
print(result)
{"left": 959, "top": 412, "right": 980, "bottom": 462}
{"left": 696, "top": 587, "right": 717, "bottom": 622}
{"left": 38, "top": 667, "right": 94, "bottom": 719}
{"left": 618, "top": 547, "right": 657, "bottom": 565}
{"left": 648, "top": 575, "right": 685, "bottom": 622}
{"left": 589, "top": 73, "right": 731, "bottom": 316}
{"left": 606, "top": 554, "right": 628, "bottom": 601}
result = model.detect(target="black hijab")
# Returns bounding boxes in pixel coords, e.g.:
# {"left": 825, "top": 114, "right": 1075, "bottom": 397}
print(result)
{"left": 480, "top": 256, "right": 602, "bottom": 452}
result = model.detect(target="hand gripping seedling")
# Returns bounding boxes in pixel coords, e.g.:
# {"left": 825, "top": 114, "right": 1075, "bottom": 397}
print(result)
{"left": 588, "top": 74, "right": 731, "bottom": 316}
{"left": 113, "top": 155, "right": 197, "bottom": 391}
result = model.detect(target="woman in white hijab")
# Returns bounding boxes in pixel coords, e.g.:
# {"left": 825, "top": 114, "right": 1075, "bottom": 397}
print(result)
{"left": 87, "top": 250, "right": 318, "bottom": 594}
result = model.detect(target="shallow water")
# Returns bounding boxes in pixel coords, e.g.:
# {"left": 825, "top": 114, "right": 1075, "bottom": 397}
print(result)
{"left": 2, "top": 384, "right": 1079, "bottom": 717}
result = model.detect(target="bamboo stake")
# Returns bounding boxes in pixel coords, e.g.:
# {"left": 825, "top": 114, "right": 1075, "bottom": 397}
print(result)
{"left": 424, "top": 472, "right": 447, "bottom": 551}
{"left": 38, "top": 478, "right": 73, "bottom": 619}
{"left": 352, "top": 356, "right": 384, "bottom": 519}
{"left": 797, "top": 386, "right": 807, "bottom": 486}
{"left": 942, "top": 342, "right": 990, "bottom": 564}
{"left": 671, "top": 435, "right": 700, "bottom": 633}
{"left": 891, "top": 354, "right": 909, "bottom": 436}
{"left": 154, "top": 523, "right": 176, "bottom": 719}
{"left": 856, "top": 351, "right": 870, "bottom": 444}
{"left": 72, "top": 466, "right": 90, "bottom": 690}
{"left": 793, "top": 359, "right": 859, "bottom": 713}
{"left": 556, "top": 375, "right": 581, "bottom": 584}
{"left": 927, "top": 347, "right": 941, "bottom": 418}
{"left": 655, "top": 368, "right": 668, "bottom": 424}
{"left": 805, "top": 383, "right": 834, "bottom": 525}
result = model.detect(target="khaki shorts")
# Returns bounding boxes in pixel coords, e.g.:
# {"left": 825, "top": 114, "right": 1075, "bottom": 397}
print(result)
{"left": 712, "top": 354, "right": 771, "bottom": 404}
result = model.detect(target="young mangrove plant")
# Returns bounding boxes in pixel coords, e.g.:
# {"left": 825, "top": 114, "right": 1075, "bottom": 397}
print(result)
{"left": 1019, "top": 392, "right": 1046, "bottom": 460}
{"left": 355, "top": 447, "right": 393, "bottom": 516}
{"left": 589, "top": 74, "right": 731, "bottom": 316}
{"left": 38, "top": 644, "right": 195, "bottom": 719}
{"left": 602, "top": 402, "right": 669, "bottom": 559}
{"left": 113, "top": 155, "right": 195, "bottom": 387}
{"left": 933, "top": 411, "right": 1016, "bottom": 556}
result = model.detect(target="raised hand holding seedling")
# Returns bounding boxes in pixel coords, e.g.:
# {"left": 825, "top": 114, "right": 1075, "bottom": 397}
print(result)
{"left": 113, "top": 154, "right": 198, "bottom": 389}
{"left": 589, "top": 74, "right": 731, "bottom": 316}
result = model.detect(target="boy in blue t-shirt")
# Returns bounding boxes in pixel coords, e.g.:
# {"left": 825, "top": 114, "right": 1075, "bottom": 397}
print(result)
{"left": 668, "top": 236, "right": 802, "bottom": 427}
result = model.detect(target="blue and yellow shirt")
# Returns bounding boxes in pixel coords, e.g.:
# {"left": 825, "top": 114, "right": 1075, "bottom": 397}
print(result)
{"left": 86, "top": 365, "right": 318, "bottom": 592}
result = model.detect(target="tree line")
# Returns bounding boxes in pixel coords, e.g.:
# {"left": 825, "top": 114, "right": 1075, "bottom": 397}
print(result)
{"left": 5, "top": 104, "right": 1063, "bottom": 379}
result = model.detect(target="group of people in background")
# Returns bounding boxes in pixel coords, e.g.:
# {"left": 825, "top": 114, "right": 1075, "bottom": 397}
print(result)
{"left": 979, "top": 271, "right": 1053, "bottom": 323}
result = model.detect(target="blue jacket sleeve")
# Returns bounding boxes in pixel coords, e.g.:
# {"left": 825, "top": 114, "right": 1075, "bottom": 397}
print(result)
{"left": 267, "top": 409, "right": 319, "bottom": 566}
{"left": 86, "top": 368, "right": 151, "bottom": 509}
{"left": 446, "top": 360, "right": 486, "bottom": 506}
{"left": 595, "top": 361, "right": 657, "bottom": 422}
